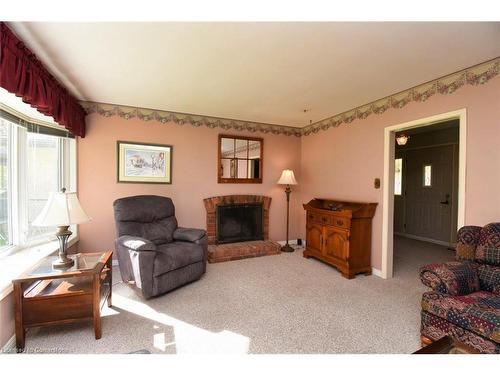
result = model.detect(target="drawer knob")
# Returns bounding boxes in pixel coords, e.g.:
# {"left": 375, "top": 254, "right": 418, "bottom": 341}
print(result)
{"left": 322, "top": 217, "right": 327, "bottom": 222}
{"left": 336, "top": 220, "right": 343, "bottom": 226}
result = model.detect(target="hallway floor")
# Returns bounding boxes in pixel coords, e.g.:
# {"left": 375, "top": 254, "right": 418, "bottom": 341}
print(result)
{"left": 393, "top": 235, "right": 455, "bottom": 280}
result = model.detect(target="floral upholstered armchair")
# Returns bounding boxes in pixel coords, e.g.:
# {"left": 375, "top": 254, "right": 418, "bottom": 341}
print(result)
{"left": 419, "top": 223, "right": 500, "bottom": 353}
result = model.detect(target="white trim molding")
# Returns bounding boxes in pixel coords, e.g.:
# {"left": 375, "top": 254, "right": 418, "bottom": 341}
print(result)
{"left": 1, "top": 335, "right": 16, "bottom": 354}
{"left": 276, "top": 239, "right": 301, "bottom": 246}
{"left": 395, "top": 233, "right": 452, "bottom": 248}
{"left": 0, "top": 102, "right": 65, "bottom": 132}
{"left": 371, "top": 268, "right": 383, "bottom": 278}
{"left": 381, "top": 108, "right": 467, "bottom": 279}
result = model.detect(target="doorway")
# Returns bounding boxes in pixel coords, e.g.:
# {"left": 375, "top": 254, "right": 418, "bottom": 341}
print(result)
{"left": 394, "top": 120, "right": 459, "bottom": 247}
{"left": 381, "top": 109, "right": 466, "bottom": 279}
{"left": 393, "top": 120, "right": 460, "bottom": 275}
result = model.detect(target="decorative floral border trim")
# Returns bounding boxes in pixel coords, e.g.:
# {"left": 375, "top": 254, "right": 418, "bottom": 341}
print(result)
{"left": 81, "top": 58, "right": 499, "bottom": 137}
{"left": 302, "top": 58, "right": 499, "bottom": 136}
{"left": 80, "top": 102, "right": 302, "bottom": 137}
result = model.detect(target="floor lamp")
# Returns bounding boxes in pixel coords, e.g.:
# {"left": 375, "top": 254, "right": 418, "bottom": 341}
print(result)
{"left": 277, "top": 169, "right": 298, "bottom": 252}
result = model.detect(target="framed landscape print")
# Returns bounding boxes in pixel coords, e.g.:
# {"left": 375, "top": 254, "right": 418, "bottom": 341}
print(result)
{"left": 117, "top": 141, "right": 172, "bottom": 184}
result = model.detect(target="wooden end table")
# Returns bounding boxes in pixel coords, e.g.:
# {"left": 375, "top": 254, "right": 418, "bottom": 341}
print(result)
{"left": 12, "top": 251, "right": 113, "bottom": 351}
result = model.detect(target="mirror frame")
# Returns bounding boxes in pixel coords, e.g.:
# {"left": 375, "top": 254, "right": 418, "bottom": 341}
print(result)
{"left": 218, "top": 134, "right": 263, "bottom": 184}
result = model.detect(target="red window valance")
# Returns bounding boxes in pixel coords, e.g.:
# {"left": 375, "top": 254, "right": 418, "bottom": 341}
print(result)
{"left": 0, "top": 22, "right": 86, "bottom": 137}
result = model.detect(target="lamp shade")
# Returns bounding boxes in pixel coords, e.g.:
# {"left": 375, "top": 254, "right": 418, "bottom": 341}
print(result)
{"left": 32, "top": 191, "right": 91, "bottom": 226}
{"left": 396, "top": 133, "right": 410, "bottom": 146}
{"left": 277, "top": 169, "right": 298, "bottom": 185}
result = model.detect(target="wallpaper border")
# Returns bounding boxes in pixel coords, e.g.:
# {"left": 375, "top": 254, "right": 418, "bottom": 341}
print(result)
{"left": 80, "top": 102, "right": 302, "bottom": 137}
{"left": 302, "top": 57, "right": 499, "bottom": 136}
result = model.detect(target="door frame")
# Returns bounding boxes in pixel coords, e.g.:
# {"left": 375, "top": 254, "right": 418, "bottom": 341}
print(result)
{"left": 381, "top": 109, "right": 466, "bottom": 279}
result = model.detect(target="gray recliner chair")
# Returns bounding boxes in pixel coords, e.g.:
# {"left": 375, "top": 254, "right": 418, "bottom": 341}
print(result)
{"left": 113, "top": 195, "right": 207, "bottom": 299}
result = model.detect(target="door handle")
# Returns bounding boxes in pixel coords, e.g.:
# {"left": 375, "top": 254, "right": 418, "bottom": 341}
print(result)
{"left": 440, "top": 194, "right": 450, "bottom": 205}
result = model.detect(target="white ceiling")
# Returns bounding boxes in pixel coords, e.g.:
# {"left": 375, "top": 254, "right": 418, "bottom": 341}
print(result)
{"left": 8, "top": 22, "right": 500, "bottom": 128}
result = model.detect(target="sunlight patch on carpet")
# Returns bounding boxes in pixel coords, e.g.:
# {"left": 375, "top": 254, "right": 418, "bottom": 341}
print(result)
{"left": 113, "top": 294, "right": 250, "bottom": 354}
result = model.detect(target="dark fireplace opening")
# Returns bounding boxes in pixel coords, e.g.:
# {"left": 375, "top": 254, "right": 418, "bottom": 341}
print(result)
{"left": 216, "top": 203, "right": 263, "bottom": 244}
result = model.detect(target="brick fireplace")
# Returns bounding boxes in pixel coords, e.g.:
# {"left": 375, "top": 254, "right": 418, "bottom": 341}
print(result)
{"left": 203, "top": 195, "right": 280, "bottom": 262}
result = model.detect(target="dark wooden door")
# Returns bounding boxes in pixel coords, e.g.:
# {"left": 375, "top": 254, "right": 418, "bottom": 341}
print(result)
{"left": 324, "top": 227, "right": 349, "bottom": 260}
{"left": 306, "top": 223, "right": 323, "bottom": 255}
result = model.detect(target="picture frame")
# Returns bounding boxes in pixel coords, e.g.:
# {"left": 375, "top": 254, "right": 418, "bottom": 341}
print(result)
{"left": 217, "top": 134, "right": 263, "bottom": 184}
{"left": 117, "top": 141, "right": 172, "bottom": 184}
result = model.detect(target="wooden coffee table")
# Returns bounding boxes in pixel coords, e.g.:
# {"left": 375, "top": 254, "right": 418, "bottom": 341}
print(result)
{"left": 12, "top": 251, "right": 113, "bottom": 351}
{"left": 413, "top": 336, "right": 481, "bottom": 354}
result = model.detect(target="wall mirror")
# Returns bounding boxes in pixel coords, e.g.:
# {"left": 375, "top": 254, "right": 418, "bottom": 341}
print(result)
{"left": 218, "top": 134, "right": 263, "bottom": 183}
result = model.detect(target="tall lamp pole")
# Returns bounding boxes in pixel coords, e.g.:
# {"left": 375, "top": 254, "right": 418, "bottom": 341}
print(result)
{"left": 277, "top": 169, "right": 298, "bottom": 252}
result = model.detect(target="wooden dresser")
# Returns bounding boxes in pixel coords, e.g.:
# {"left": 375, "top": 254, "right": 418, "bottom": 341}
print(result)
{"left": 303, "top": 199, "right": 377, "bottom": 279}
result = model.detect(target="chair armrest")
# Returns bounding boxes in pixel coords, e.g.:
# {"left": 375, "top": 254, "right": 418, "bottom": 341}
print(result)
{"left": 173, "top": 228, "right": 208, "bottom": 265}
{"left": 419, "top": 262, "right": 480, "bottom": 296}
{"left": 173, "top": 227, "right": 206, "bottom": 243}
{"left": 114, "top": 235, "right": 156, "bottom": 299}
{"left": 115, "top": 235, "right": 157, "bottom": 252}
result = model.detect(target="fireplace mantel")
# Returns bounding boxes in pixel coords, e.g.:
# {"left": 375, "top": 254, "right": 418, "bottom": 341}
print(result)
{"left": 203, "top": 195, "right": 271, "bottom": 245}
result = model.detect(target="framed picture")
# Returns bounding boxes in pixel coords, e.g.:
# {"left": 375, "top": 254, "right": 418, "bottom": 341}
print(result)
{"left": 117, "top": 141, "right": 172, "bottom": 184}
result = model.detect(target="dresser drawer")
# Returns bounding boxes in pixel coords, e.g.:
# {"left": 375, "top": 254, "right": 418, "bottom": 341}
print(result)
{"left": 307, "top": 212, "right": 332, "bottom": 225}
{"left": 331, "top": 217, "right": 350, "bottom": 229}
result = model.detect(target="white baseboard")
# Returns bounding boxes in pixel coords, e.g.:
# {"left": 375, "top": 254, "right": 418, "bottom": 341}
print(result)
{"left": 371, "top": 268, "right": 383, "bottom": 278}
{"left": 276, "top": 239, "right": 303, "bottom": 246}
{"left": 1, "top": 334, "right": 15, "bottom": 353}
{"left": 395, "top": 232, "right": 451, "bottom": 247}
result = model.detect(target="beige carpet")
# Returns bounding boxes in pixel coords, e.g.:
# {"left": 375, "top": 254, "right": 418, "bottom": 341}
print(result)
{"left": 21, "top": 236, "right": 453, "bottom": 354}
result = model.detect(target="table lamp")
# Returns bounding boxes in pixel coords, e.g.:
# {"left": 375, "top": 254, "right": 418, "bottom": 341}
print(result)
{"left": 32, "top": 188, "right": 91, "bottom": 269}
{"left": 277, "top": 169, "right": 298, "bottom": 252}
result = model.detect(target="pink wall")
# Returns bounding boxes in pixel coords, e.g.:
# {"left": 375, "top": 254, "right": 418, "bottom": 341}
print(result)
{"left": 0, "top": 293, "right": 14, "bottom": 349}
{"left": 300, "top": 76, "right": 500, "bottom": 270}
{"left": 77, "top": 116, "right": 302, "bottom": 253}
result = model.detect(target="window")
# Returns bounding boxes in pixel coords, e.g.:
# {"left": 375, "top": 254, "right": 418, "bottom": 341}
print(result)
{"left": 423, "top": 165, "right": 432, "bottom": 187}
{"left": 0, "top": 113, "right": 76, "bottom": 253}
{"left": 394, "top": 158, "right": 403, "bottom": 196}
{"left": 0, "top": 120, "right": 11, "bottom": 247}
{"left": 27, "top": 133, "right": 61, "bottom": 239}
